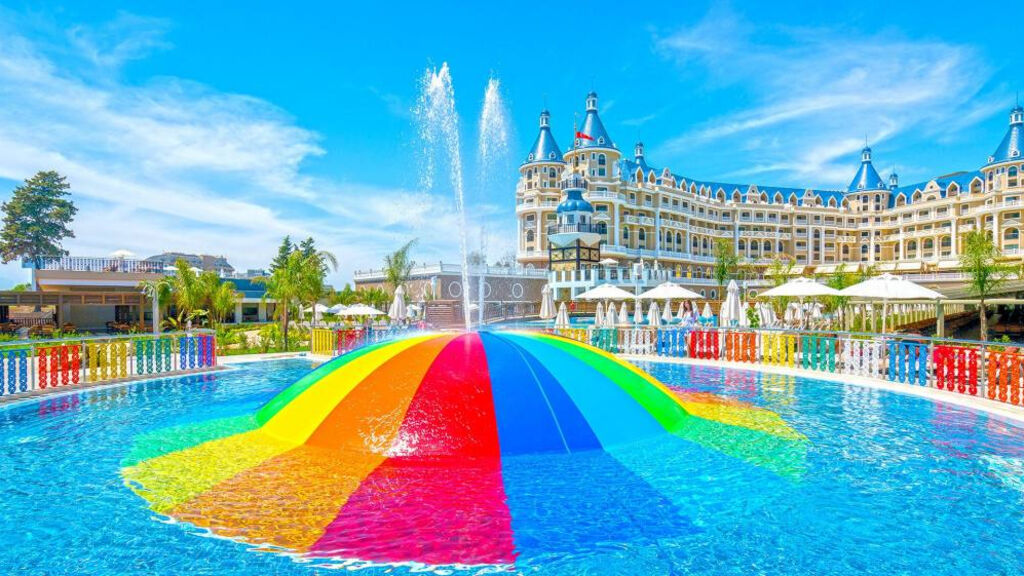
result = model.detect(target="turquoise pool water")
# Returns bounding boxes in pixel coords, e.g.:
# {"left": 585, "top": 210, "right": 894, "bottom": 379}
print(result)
{"left": 1, "top": 358, "right": 1023, "bottom": 574}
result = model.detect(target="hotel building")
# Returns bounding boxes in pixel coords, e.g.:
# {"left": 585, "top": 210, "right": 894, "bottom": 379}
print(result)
{"left": 517, "top": 93, "right": 1024, "bottom": 299}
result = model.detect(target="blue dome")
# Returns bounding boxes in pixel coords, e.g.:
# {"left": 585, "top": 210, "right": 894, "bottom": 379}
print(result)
{"left": 988, "top": 106, "right": 1023, "bottom": 165}
{"left": 524, "top": 110, "right": 564, "bottom": 164}
{"left": 556, "top": 189, "right": 594, "bottom": 214}
{"left": 847, "top": 147, "right": 887, "bottom": 192}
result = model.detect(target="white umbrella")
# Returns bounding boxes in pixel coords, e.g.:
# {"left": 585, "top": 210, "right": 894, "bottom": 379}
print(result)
{"left": 676, "top": 302, "right": 688, "bottom": 322}
{"left": 605, "top": 302, "right": 618, "bottom": 328}
{"left": 760, "top": 278, "right": 840, "bottom": 298}
{"left": 304, "top": 302, "right": 330, "bottom": 326}
{"left": 633, "top": 301, "right": 644, "bottom": 324}
{"left": 761, "top": 278, "right": 838, "bottom": 329}
{"left": 638, "top": 282, "right": 704, "bottom": 300}
{"left": 109, "top": 249, "right": 135, "bottom": 258}
{"left": 388, "top": 286, "right": 407, "bottom": 322}
{"left": 327, "top": 304, "right": 348, "bottom": 315}
{"left": 599, "top": 258, "right": 619, "bottom": 266}
{"left": 648, "top": 301, "right": 661, "bottom": 327}
{"left": 555, "top": 302, "right": 570, "bottom": 328}
{"left": 576, "top": 283, "right": 635, "bottom": 301}
{"left": 719, "top": 279, "right": 742, "bottom": 327}
{"left": 595, "top": 301, "right": 605, "bottom": 326}
{"left": 661, "top": 300, "right": 673, "bottom": 323}
{"left": 701, "top": 302, "right": 713, "bottom": 322}
{"left": 618, "top": 302, "right": 629, "bottom": 325}
{"left": 539, "top": 284, "right": 556, "bottom": 320}
{"left": 340, "top": 304, "right": 385, "bottom": 316}
{"left": 839, "top": 273, "right": 943, "bottom": 333}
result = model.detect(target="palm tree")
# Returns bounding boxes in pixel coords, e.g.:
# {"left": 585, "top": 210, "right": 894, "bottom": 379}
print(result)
{"left": 209, "top": 281, "right": 240, "bottom": 327}
{"left": 330, "top": 283, "right": 359, "bottom": 306}
{"left": 960, "top": 230, "right": 1012, "bottom": 341}
{"left": 254, "top": 251, "right": 304, "bottom": 349}
{"left": 357, "top": 287, "right": 390, "bottom": 311}
{"left": 137, "top": 277, "right": 172, "bottom": 334}
{"left": 712, "top": 238, "right": 739, "bottom": 295}
{"left": 168, "top": 259, "right": 209, "bottom": 328}
{"left": 383, "top": 239, "right": 418, "bottom": 294}
{"left": 298, "top": 247, "right": 338, "bottom": 324}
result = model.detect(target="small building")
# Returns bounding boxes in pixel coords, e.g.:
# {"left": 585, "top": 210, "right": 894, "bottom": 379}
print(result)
{"left": 0, "top": 255, "right": 274, "bottom": 333}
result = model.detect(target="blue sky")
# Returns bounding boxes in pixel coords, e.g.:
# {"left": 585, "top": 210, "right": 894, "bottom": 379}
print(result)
{"left": 0, "top": 1, "right": 1020, "bottom": 288}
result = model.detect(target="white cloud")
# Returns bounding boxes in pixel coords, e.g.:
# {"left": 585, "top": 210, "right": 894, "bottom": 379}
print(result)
{"left": 0, "top": 11, "right": 501, "bottom": 289}
{"left": 653, "top": 7, "right": 998, "bottom": 188}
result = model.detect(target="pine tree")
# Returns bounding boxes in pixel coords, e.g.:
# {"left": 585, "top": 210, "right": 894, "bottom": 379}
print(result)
{"left": 298, "top": 237, "right": 316, "bottom": 259}
{"left": 269, "top": 236, "right": 294, "bottom": 272}
{"left": 0, "top": 171, "right": 77, "bottom": 266}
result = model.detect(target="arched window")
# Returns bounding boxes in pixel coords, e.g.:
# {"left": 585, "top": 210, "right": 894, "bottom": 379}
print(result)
{"left": 774, "top": 192, "right": 783, "bottom": 204}
{"left": 732, "top": 191, "right": 741, "bottom": 203}
{"left": 763, "top": 240, "right": 771, "bottom": 251}
{"left": 525, "top": 230, "right": 535, "bottom": 243}
{"left": 738, "top": 240, "right": 747, "bottom": 251}
{"left": 1010, "top": 166, "right": 1019, "bottom": 187}
{"left": 598, "top": 153, "right": 606, "bottom": 166}
{"left": 638, "top": 229, "right": 646, "bottom": 243}
{"left": 1005, "top": 228, "right": 1020, "bottom": 240}
{"left": 622, "top": 227, "right": 630, "bottom": 240}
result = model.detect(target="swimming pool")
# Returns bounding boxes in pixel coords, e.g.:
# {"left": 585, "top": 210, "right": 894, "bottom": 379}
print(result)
{"left": 1, "top": 357, "right": 1022, "bottom": 575}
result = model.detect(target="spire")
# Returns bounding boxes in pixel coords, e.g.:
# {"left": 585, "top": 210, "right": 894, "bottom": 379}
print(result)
{"left": 523, "top": 110, "right": 564, "bottom": 164}
{"left": 889, "top": 169, "right": 899, "bottom": 190}
{"left": 634, "top": 141, "right": 645, "bottom": 161}
{"left": 575, "top": 92, "right": 614, "bottom": 150}
{"left": 987, "top": 104, "right": 1023, "bottom": 165}
{"left": 847, "top": 146, "right": 886, "bottom": 192}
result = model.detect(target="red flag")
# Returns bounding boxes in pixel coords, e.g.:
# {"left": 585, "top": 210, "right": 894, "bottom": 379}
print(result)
{"left": 575, "top": 131, "right": 594, "bottom": 141}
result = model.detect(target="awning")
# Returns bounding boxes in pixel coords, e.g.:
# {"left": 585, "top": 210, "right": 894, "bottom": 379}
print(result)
{"left": 875, "top": 262, "right": 897, "bottom": 272}
{"left": 896, "top": 261, "right": 922, "bottom": 271}
{"left": 937, "top": 260, "right": 960, "bottom": 270}
{"left": 787, "top": 266, "right": 805, "bottom": 275}
{"left": 814, "top": 264, "right": 838, "bottom": 274}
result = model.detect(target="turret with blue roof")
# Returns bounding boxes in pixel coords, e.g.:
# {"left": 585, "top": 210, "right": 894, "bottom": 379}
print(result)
{"left": 574, "top": 92, "right": 615, "bottom": 149}
{"left": 524, "top": 110, "right": 564, "bottom": 164}
{"left": 848, "top": 147, "right": 887, "bottom": 192}
{"left": 988, "top": 105, "right": 1023, "bottom": 166}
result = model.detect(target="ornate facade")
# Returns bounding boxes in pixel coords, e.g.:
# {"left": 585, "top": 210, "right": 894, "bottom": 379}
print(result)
{"left": 516, "top": 94, "right": 1024, "bottom": 283}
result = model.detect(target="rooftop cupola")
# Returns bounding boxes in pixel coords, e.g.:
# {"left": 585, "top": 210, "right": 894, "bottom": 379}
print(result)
{"left": 988, "top": 105, "right": 1023, "bottom": 165}
{"left": 575, "top": 92, "right": 615, "bottom": 150}
{"left": 634, "top": 141, "right": 645, "bottom": 161}
{"left": 889, "top": 171, "right": 899, "bottom": 190}
{"left": 523, "top": 109, "right": 564, "bottom": 164}
{"left": 847, "top": 146, "right": 886, "bottom": 192}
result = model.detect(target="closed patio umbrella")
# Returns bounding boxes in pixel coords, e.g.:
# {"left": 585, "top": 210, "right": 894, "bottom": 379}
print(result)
{"left": 662, "top": 300, "right": 673, "bottom": 323}
{"left": 633, "top": 301, "right": 644, "bottom": 325}
{"left": 554, "top": 302, "right": 570, "bottom": 328}
{"left": 388, "top": 286, "right": 407, "bottom": 322}
{"left": 595, "top": 301, "right": 605, "bottom": 326}
{"left": 618, "top": 302, "right": 630, "bottom": 325}
{"left": 648, "top": 302, "right": 661, "bottom": 327}
{"left": 539, "top": 284, "right": 555, "bottom": 320}
{"left": 605, "top": 302, "right": 617, "bottom": 328}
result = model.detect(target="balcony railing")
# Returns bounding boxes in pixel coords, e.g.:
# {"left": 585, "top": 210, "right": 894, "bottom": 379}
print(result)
{"left": 547, "top": 223, "right": 602, "bottom": 235}
{"left": 25, "top": 256, "right": 165, "bottom": 273}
